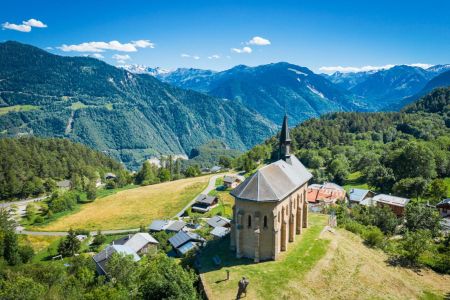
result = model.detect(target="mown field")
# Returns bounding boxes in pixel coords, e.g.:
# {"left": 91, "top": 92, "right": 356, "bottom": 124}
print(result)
{"left": 200, "top": 213, "right": 450, "bottom": 300}
{"left": 32, "top": 175, "right": 211, "bottom": 231}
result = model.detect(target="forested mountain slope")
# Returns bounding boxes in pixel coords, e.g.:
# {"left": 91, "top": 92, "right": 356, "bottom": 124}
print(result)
{"left": 157, "top": 62, "right": 370, "bottom": 125}
{"left": 0, "top": 41, "right": 275, "bottom": 169}
{"left": 0, "top": 137, "right": 124, "bottom": 200}
{"left": 236, "top": 87, "right": 450, "bottom": 199}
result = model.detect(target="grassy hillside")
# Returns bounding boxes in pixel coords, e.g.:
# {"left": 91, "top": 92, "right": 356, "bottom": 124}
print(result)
{"left": 200, "top": 214, "right": 450, "bottom": 300}
{"left": 32, "top": 174, "right": 211, "bottom": 231}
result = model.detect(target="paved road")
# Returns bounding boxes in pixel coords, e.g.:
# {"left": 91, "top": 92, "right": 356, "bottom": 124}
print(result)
{"left": 0, "top": 195, "right": 49, "bottom": 209}
{"left": 15, "top": 173, "right": 232, "bottom": 236}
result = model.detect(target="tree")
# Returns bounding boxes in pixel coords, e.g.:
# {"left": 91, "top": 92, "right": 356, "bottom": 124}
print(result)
{"left": 184, "top": 165, "right": 200, "bottom": 178}
{"left": 106, "top": 253, "right": 139, "bottom": 293}
{"left": 58, "top": 228, "right": 81, "bottom": 257}
{"left": 4, "top": 231, "right": 21, "bottom": 265}
{"left": 158, "top": 168, "right": 171, "bottom": 182}
{"left": 0, "top": 275, "right": 45, "bottom": 300}
{"left": 364, "top": 165, "right": 395, "bottom": 192}
{"left": 135, "top": 161, "right": 158, "bottom": 185}
{"left": 400, "top": 230, "right": 432, "bottom": 264}
{"left": 25, "top": 203, "right": 37, "bottom": 222}
{"left": 426, "top": 178, "right": 448, "bottom": 203}
{"left": 393, "top": 177, "right": 428, "bottom": 199}
{"left": 328, "top": 155, "right": 349, "bottom": 185}
{"left": 388, "top": 142, "right": 437, "bottom": 180}
{"left": 138, "top": 254, "right": 198, "bottom": 300}
{"left": 92, "top": 230, "right": 106, "bottom": 246}
{"left": 85, "top": 181, "right": 97, "bottom": 201}
{"left": 19, "top": 244, "right": 34, "bottom": 263}
{"left": 404, "top": 204, "right": 441, "bottom": 236}
{"left": 218, "top": 156, "right": 232, "bottom": 169}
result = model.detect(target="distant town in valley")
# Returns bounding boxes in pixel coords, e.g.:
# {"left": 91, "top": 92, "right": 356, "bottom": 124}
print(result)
{"left": 0, "top": 1, "right": 450, "bottom": 299}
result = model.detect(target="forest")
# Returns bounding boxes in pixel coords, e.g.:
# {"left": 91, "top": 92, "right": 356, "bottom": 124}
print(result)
{"left": 0, "top": 137, "right": 123, "bottom": 200}
{"left": 233, "top": 87, "right": 450, "bottom": 202}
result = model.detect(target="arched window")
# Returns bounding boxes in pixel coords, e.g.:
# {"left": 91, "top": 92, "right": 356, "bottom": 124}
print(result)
{"left": 263, "top": 216, "right": 268, "bottom": 228}
{"left": 248, "top": 215, "right": 252, "bottom": 228}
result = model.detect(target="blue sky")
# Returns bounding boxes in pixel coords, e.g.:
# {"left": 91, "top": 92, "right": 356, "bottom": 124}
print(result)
{"left": 1, "top": 0, "right": 449, "bottom": 73}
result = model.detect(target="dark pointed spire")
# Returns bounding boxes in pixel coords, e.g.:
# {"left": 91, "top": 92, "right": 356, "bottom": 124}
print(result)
{"left": 279, "top": 114, "right": 291, "bottom": 161}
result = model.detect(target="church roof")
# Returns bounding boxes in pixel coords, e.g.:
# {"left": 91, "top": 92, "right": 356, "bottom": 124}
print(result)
{"left": 230, "top": 155, "right": 312, "bottom": 202}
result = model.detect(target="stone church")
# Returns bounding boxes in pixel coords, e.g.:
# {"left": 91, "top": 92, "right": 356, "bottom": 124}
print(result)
{"left": 230, "top": 115, "right": 312, "bottom": 262}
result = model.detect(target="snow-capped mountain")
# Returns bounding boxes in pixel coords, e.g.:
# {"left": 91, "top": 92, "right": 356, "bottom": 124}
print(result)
{"left": 119, "top": 64, "right": 171, "bottom": 76}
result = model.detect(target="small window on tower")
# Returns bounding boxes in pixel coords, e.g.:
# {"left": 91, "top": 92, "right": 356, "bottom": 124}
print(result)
{"left": 248, "top": 215, "right": 252, "bottom": 228}
{"left": 264, "top": 216, "right": 268, "bottom": 228}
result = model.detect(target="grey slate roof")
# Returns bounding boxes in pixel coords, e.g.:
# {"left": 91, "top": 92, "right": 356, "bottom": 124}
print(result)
{"left": 124, "top": 233, "right": 158, "bottom": 252}
{"left": 165, "top": 220, "right": 186, "bottom": 232}
{"left": 230, "top": 155, "right": 312, "bottom": 202}
{"left": 373, "top": 194, "right": 410, "bottom": 207}
{"left": 349, "top": 188, "right": 371, "bottom": 202}
{"left": 195, "top": 194, "right": 217, "bottom": 205}
{"left": 93, "top": 244, "right": 140, "bottom": 275}
{"left": 207, "top": 215, "right": 231, "bottom": 228}
{"left": 168, "top": 231, "right": 203, "bottom": 249}
{"left": 437, "top": 198, "right": 450, "bottom": 208}
{"left": 56, "top": 180, "right": 71, "bottom": 188}
{"left": 177, "top": 241, "right": 199, "bottom": 255}
{"left": 210, "top": 226, "right": 230, "bottom": 238}
{"left": 149, "top": 220, "right": 169, "bottom": 231}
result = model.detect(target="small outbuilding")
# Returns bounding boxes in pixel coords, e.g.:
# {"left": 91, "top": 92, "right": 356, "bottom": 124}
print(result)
{"left": 165, "top": 220, "right": 186, "bottom": 233}
{"left": 223, "top": 175, "right": 243, "bottom": 189}
{"left": 348, "top": 188, "right": 375, "bottom": 205}
{"left": 191, "top": 194, "right": 218, "bottom": 213}
{"left": 149, "top": 220, "right": 170, "bottom": 232}
{"left": 210, "top": 226, "right": 230, "bottom": 238}
{"left": 436, "top": 198, "right": 450, "bottom": 217}
{"left": 56, "top": 180, "right": 72, "bottom": 190}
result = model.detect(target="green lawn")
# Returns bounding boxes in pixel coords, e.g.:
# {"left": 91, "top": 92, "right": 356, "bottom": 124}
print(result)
{"left": 0, "top": 105, "right": 39, "bottom": 115}
{"left": 199, "top": 214, "right": 329, "bottom": 299}
{"left": 70, "top": 101, "right": 88, "bottom": 110}
{"left": 343, "top": 171, "right": 369, "bottom": 192}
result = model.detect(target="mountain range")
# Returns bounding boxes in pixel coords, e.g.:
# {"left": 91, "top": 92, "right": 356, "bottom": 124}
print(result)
{"left": 1, "top": 41, "right": 449, "bottom": 169}
{"left": 0, "top": 41, "right": 275, "bottom": 169}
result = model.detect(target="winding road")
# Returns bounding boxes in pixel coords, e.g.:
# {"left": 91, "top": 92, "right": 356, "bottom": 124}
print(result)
{"left": 13, "top": 173, "right": 228, "bottom": 237}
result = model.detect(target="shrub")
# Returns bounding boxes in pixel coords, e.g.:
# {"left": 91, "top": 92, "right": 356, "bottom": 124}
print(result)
{"left": 33, "top": 215, "right": 44, "bottom": 224}
{"left": 363, "top": 226, "right": 384, "bottom": 248}
{"left": 344, "top": 220, "right": 366, "bottom": 235}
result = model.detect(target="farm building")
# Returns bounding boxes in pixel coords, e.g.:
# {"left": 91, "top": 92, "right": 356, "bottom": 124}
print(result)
{"left": 307, "top": 182, "right": 346, "bottom": 204}
{"left": 373, "top": 194, "right": 410, "bottom": 216}
{"left": 168, "top": 231, "right": 205, "bottom": 256}
{"left": 230, "top": 115, "right": 312, "bottom": 262}
{"left": 191, "top": 194, "right": 218, "bottom": 213}
{"left": 348, "top": 188, "right": 375, "bottom": 205}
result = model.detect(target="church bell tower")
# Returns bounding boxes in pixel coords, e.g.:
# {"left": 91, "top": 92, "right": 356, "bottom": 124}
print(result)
{"left": 279, "top": 114, "right": 291, "bottom": 161}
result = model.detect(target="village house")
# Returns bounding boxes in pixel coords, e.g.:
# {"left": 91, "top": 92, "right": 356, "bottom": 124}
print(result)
{"left": 149, "top": 219, "right": 170, "bottom": 232}
{"left": 191, "top": 194, "right": 218, "bottom": 213}
{"left": 115, "top": 233, "right": 159, "bottom": 255}
{"left": 207, "top": 215, "right": 231, "bottom": 228}
{"left": 436, "top": 198, "right": 450, "bottom": 217}
{"left": 373, "top": 194, "right": 410, "bottom": 216}
{"left": 93, "top": 244, "right": 140, "bottom": 276}
{"left": 165, "top": 220, "right": 186, "bottom": 233}
{"left": 211, "top": 226, "right": 231, "bottom": 238}
{"left": 104, "top": 172, "right": 117, "bottom": 180}
{"left": 168, "top": 231, "right": 206, "bottom": 256}
{"left": 224, "top": 175, "right": 244, "bottom": 189}
{"left": 348, "top": 188, "right": 375, "bottom": 205}
{"left": 230, "top": 115, "right": 312, "bottom": 262}
{"left": 307, "top": 182, "right": 346, "bottom": 204}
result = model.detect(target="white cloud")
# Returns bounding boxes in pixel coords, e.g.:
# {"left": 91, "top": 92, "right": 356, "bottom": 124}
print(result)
{"left": 87, "top": 53, "right": 105, "bottom": 59}
{"left": 112, "top": 54, "right": 131, "bottom": 64}
{"left": 23, "top": 18, "right": 47, "bottom": 28}
{"left": 2, "top": 22, "right": 31, "bottom": 32}
{"left": 2, "top": 18, "right": 47, "bottom": 32}
{"left": 247, "top": 36, "right": 271, "bottom": 46}
{"left": 58, "top": 39, "right": 154, "bottom": 53}
{"left": 208, "top": 54, "right": 220, "bottom": 59}
{"left": 319, "top": 63, "right": 435, "bottom": 74}
{"left": 231, "top": 46, "right": 252, "bottom": 54}
{"left": 181, "top": 53, "right": 200, "bottom": 60}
